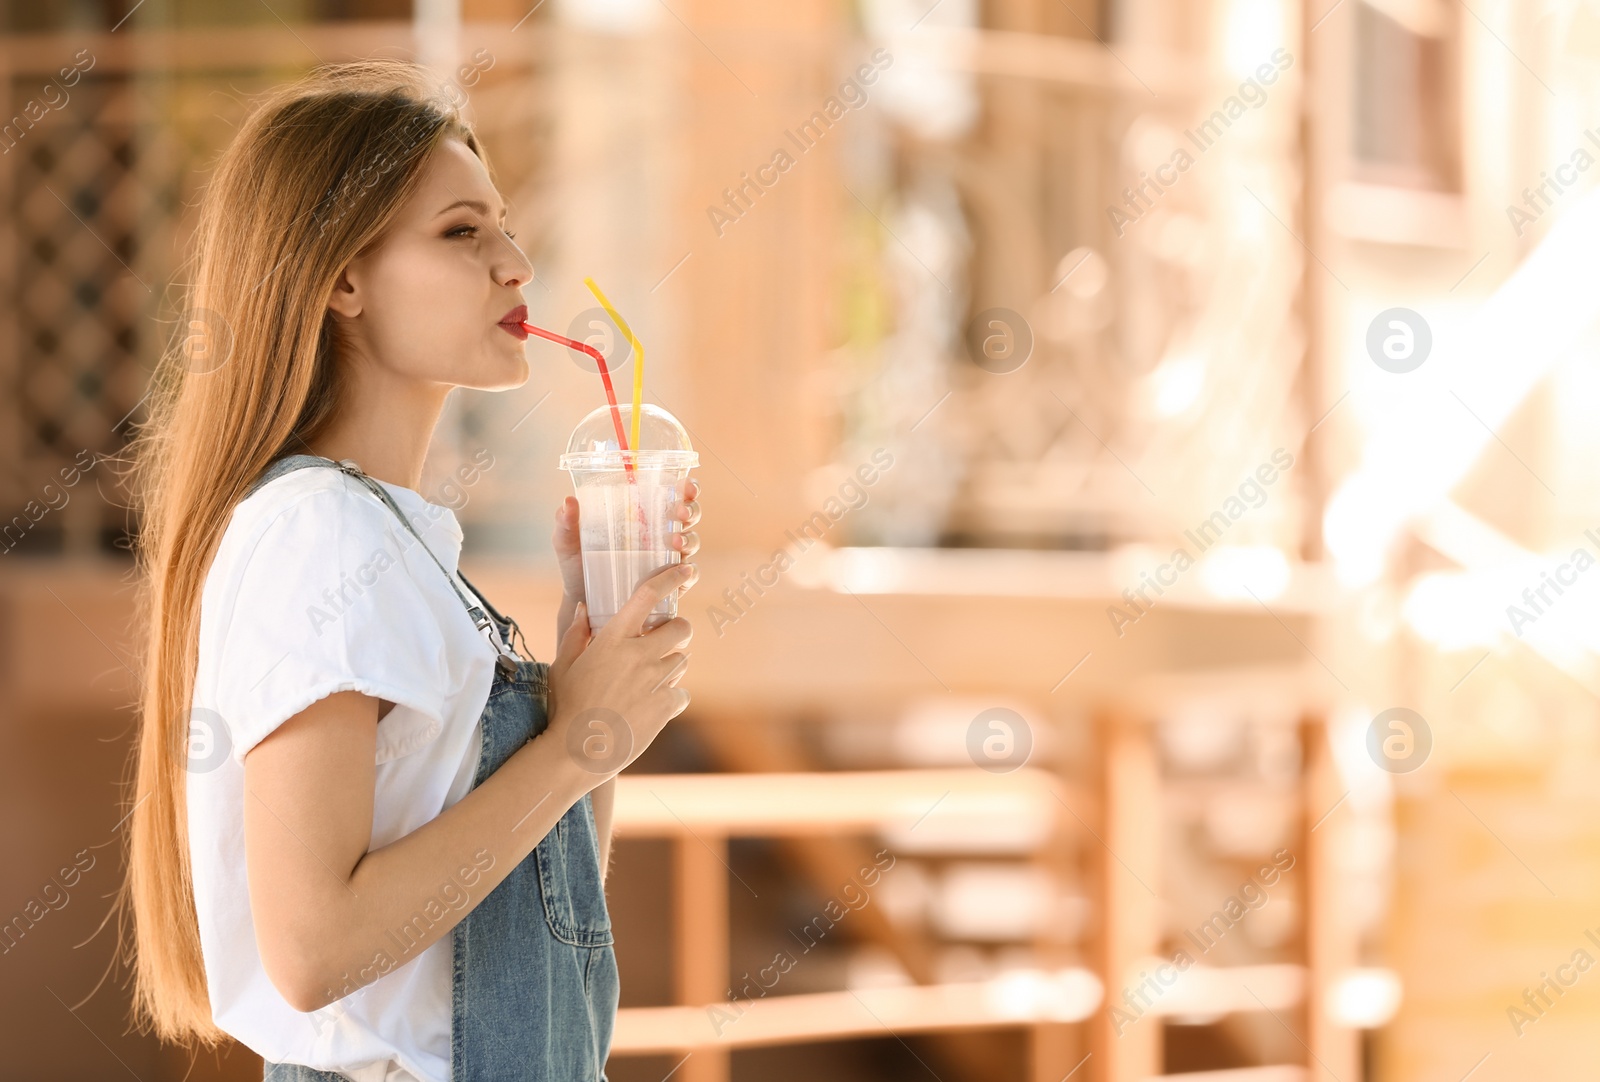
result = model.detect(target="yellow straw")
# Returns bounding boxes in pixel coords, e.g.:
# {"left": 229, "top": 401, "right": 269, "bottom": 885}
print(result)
{"left": 583, "top": 277, "right": 643, "bottom": 454}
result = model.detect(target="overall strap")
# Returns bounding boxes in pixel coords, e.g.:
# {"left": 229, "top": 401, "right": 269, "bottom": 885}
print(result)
{"left": 244, "top": 454, "right": 522, "bottom": 677}
{"left": 454, "top": 565, "right": 532, "bottom": 663}
{"left": 243, "top": 453, "right": 329, "bottom": 500}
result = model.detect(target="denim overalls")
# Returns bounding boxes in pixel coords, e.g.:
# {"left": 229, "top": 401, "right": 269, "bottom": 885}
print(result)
{"left": 247, "top": 454, "right": 619, "bottom": 1082}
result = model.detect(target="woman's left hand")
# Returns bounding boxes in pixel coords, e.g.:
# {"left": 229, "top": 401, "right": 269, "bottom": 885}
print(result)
{"left": 553, "top": 476, "right": 702, "bottom": 603}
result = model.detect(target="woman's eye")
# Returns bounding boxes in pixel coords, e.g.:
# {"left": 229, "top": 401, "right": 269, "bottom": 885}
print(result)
{"left": 447, "top": 224, "right": 478, "bottom": 238}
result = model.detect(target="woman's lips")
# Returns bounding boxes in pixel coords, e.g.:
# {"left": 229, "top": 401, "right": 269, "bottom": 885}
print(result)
{"left": 498, "top": 303, "right": 529, "bottom": 340}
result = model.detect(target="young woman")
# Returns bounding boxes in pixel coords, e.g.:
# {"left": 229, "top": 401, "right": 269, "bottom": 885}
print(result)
{"left": 117, "top": 60, "right": 699, "bottom": 1082}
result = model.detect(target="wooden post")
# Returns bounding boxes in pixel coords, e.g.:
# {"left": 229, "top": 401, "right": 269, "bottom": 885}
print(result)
{"left": 671, "top": 0, "right": 839, "bottom": 556}
{"left": 1093, "top": 711, "right": 1161, "bottom": 1082}
{"left": 1032, "top": 1019, "right": 1089, "bottom": 1082}
{"left": 1301, "top": 714, "right": 1360, "bottom": 1081}
{"left": 1297, "top": 0, "right": 1329, "bottom": 563}
{"left": 675, "top": 832, "right": 730, "bottom": 1082}
{"left": 1032, "top": 706, "right": 1088, "bottom": 1082}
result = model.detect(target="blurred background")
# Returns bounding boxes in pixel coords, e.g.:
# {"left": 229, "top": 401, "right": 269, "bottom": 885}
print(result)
{"left": 3, "top": 0, "right": 1598, "bottom": 1079}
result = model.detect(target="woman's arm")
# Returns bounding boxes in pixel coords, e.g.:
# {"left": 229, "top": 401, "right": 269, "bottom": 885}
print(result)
{"left": 591, "top": 777, "right": 615, "bottom": 883}
{"left": 245, "top": 564, "right": 692, "bottom": 1014}
{"left": 244, "top": 689, "right": 591, "bottom": 1013}
{"left": 558, "top": 592, "right": 614, "bottom": 884}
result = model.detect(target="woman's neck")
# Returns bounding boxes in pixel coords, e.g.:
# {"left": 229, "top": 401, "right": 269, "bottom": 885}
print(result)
{"left": 306, "top": 365, "right": 452, "bottom": 493}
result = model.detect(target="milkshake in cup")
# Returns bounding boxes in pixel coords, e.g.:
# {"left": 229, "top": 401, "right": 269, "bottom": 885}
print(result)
{"left": 559, "top": 402, "right": 699, "bottom": 633}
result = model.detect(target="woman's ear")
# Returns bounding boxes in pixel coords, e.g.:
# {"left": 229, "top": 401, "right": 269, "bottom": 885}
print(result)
{"left": 327, "top": 264, "right": 362, "bottom": 320}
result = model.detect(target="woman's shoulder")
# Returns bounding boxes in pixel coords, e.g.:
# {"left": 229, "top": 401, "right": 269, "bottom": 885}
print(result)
{"left": 199, "top": 464, "right": 466, "bottom": 768}
{"left": 200, "top": 461, "right": 453, "bottom": 681}
{"left": 214, "top": 464, "right": 402, "bottom": 573}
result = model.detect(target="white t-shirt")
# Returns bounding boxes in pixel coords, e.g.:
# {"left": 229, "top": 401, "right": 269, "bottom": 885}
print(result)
{"left": 188, "top": 463, "right": 510, "bottom": 1082}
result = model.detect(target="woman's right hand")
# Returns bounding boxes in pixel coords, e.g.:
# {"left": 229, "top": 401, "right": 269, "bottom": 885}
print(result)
{"left": 543, "top": 560, "right": 698, "bottom": 785}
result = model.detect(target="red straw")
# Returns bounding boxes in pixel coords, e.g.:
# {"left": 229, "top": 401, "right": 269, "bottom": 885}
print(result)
{"left": 521, "top": 321, "right": 635, "bottom": 479}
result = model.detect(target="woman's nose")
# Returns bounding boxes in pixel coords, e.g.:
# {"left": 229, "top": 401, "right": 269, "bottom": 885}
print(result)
{"left": 496, "top": 237, "right": 536, "bottom": 289}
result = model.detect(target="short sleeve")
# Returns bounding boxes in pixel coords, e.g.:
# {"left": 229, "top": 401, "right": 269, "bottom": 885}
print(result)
{"left": 215, "top": 484, "right": 455, "bottom": 766}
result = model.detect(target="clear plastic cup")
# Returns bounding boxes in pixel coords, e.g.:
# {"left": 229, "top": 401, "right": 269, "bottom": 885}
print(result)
{"left": 559, "top": 403, "right": 699, "bottom": 633}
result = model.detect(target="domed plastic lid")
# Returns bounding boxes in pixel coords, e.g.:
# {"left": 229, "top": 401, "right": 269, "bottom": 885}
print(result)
{"left": 559, "top": 402, "right": 699, "bottom": 471}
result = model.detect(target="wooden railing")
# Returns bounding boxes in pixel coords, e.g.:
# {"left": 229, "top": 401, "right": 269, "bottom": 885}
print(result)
{"left": 607, "top": 704, "right": 1365, "bottom": 1082}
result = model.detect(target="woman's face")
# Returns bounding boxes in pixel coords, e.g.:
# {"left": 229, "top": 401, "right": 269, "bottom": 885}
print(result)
{"left": 327, "top": 135, "right": 534, "bottom": 392}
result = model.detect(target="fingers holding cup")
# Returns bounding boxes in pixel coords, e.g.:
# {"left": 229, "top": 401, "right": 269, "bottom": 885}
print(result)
{"left": 672, "top": 476, "right": 701, "bottom": 559}
{"left": 674, "top": 478, "right": 700, "bottom": 525}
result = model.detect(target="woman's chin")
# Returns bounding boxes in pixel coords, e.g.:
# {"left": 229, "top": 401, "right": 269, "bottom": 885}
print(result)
{"left": 461, "top": 350, "right": 530, "bottom": 392}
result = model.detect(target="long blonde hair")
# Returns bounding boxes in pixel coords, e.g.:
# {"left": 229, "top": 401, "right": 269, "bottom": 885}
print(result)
{"left": 117, "top": 58, "right": 493, "bottom": 1044}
